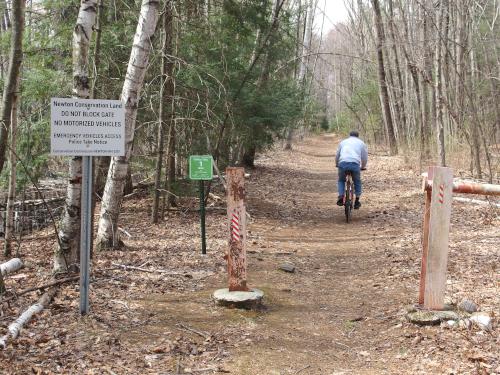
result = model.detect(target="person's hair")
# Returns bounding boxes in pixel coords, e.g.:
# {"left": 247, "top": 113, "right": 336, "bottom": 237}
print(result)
{"left": 349, "top": 130, "right": 359, "bottom": 137}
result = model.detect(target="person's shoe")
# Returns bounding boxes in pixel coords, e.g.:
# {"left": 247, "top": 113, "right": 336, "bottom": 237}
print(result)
{"left": 354, "top": 198, "right": 361, "bottom": 209}
{"left": 336, "top": 196, "right": 343, "bottom": 206}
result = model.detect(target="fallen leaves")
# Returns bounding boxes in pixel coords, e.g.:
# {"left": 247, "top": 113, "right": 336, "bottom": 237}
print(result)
{"left": 1, "top": 135, "right": 499, "bottom": 374}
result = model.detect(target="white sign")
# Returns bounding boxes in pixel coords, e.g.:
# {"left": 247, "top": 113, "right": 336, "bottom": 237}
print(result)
{"left": 50, "top": 98, "right": 125, "bottom": 156}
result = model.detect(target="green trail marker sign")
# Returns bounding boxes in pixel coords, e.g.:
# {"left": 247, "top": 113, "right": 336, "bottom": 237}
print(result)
{"left": 189, "top": 155, "right": 214, "bottom": 255}
{"left": 189, "top": 155, "right": 213, "bottom": 180}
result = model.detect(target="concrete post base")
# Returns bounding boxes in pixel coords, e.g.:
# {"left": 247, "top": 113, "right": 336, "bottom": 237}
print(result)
{"left": 213, "top": 288, "right": 264, "bottom": 309}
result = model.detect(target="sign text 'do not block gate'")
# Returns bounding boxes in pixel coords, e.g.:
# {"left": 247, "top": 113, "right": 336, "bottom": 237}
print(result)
{"left": 50, "top": 98, "right": 125, "bottom": 315}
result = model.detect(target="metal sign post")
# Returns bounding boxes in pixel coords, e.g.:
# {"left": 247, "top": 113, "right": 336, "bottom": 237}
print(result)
{"left": 189, "top": 155, "right": 213, "bottom": 254}
{"left": 51, "top": 98, "right": 125, "bottom": 315}
{"left": 199, "top": 180, "right": 207, "bottom": 255}
{"left": 79, "top": 156, "right": 92, "bottom": 314}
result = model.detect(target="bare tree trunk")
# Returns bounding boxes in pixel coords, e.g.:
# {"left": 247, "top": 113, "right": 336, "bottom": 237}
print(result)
{"left": 152, "top": 0, "right": 174, "bottom": 222}
{"left": 397, "top": 0, "right": 425, "bottom": 163}
{"left": 481, "top": 44, "right": 500, "bottom": 144}
{"left": 371, "top": 0, "right": 398, "bottom": 155}
{"left": 96, "top": 0, "right": 160, "bottom": 249}
{"left": 434, "top": 0, "right": 446, "bottom": 166}
{"left": 293, "top": 0, "right": 302, "bottom": 79}
{"left": 0, "top": 0, "right": 24, "bottom": 175}
{"left": 165, "top": 117, "right": 176, "bottom": 209}
{"left": 388, "top": 0, "right": 407, "bottom": 144}
{"left": 54, "top": 0, "right": 98, "bottom": 273}
{"left": 468, "top": 35, "right": 482, "bottom": 178}
{"left": 164, "top": 1, "right": 178, "bottom": 211}
{"left": 0, "top": 0, "right": 8, "bottom": 78}
{"left": 298, "top": 0, "right": 313, "bottom": 84}
{"left": 0, "top": 268, "right": 4, "bottom": 294}
{"left": 419, "top": 3, "right": 431, "bottom": 157}
{"left": 357, "top": 0, "right": 366, "bottom": 54}
{"left": 454, "top": 0, "right": 466, "bottom": 133}
{"left": 286, "top": 0, "right": 311, "bottom": 151}
{"left": 3, "top": 76, "right": 20, "bottom": 257}
{"left": 421, "top": 0, "right": 435, "bottom": 156}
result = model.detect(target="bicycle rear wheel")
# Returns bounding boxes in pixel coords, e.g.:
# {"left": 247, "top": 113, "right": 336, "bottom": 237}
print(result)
{"left": 345, "top": 199, "right": 352, "bottom": 222}
{"left": 344, "top": 180, "right": 353, "bottom": 223}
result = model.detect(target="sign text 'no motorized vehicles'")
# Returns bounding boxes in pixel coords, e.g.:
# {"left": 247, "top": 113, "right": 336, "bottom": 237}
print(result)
{"left": 50, "top": 98, "right": 125, "bottom": 156}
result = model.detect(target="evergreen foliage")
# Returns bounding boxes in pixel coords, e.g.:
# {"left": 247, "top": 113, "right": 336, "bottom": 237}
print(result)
{"left": 1, "top": 0, "right": 316, "bottom": 190}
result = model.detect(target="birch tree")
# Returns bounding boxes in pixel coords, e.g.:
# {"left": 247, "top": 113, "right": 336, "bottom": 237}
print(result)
{"left": 54, "top": 0, "right": 98, "bottom": 273}
{"left": 3, "top": 76, "right": 20, "bottom": 257}
{"left": 0, "top": 0, "right": 24, "bottom": 175}
{"left": 97, "top": 0, "right": 160, "bottom": 249}
{"left": 3, "top": 0, "right": 24, "bottom": 257}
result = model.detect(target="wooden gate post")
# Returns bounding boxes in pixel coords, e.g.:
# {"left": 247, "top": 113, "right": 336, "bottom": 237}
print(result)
{"left": 419, "top": 166, "right": 434, "bottom": 305}
{"left": 420, "top": 166, "right": 453, "bottom": 310}
{"left": 225, "top": 167, "right": 248, "bottom": 292}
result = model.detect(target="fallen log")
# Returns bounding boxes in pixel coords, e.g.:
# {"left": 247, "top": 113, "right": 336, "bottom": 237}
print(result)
{"left": 112, "top": 263, "right": 192, "bottom": 276}
{"left": 0, "top": 288, "right": 57, "bottom": 349}
{"left": 111, "top": 263, "right": 213, "bottom": 280}
{"left": 176, "top": 323, "right": 211, "bottom": 339}
{"left": 1, "top": 276, "right": 79, "bottom": 303}
{"left": 0, "top": 258, "right": 24, "bottom": 277}
{"left": 1, "top": 196, "right": 64, "bottom": 208}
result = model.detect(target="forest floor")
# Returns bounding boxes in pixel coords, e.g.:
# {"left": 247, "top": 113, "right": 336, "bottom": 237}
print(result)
{"left": 0, "top": 133, "right": 499, "bottom": 374}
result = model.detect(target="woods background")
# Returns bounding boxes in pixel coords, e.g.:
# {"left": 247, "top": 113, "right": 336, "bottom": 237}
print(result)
{"left": 0, "top": 0, "right": 498, "bottom": 270}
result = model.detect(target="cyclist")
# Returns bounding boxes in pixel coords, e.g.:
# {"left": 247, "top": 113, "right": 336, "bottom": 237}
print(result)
{"left": 335, "top": 130, "right": 368, "bottom": 209}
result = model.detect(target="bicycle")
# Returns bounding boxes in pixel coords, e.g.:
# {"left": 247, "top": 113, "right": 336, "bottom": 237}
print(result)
{"left": 343, "top": 171, "right": 354, "bottom": 223}
{"left": 341, "top": 168, "right": 365, "bottom": 223}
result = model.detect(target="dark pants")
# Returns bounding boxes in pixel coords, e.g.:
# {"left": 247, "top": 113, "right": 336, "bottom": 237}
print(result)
{"left": 338, "top": 161, "right": 362, "bottom": 197}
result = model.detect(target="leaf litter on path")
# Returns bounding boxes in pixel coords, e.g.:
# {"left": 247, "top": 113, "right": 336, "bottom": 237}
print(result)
{"left": 1, "top": 134, "right": 498, "bottom": 374}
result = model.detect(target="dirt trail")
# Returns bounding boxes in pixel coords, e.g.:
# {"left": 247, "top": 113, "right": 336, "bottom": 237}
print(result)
{"left": 219, "top": 134, "right": 422, "bottom": 374}
{"left": 1, "top": 134, "right": 497, "bottom": 374}
{"left": 209, "top": 134, "right": 497, "bottom": 374}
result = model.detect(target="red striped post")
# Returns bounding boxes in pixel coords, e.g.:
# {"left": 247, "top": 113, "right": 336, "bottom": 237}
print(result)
{"left": 226, "top": 167, "right": 248, "bottom": 292}
{"left": 420, "top": 166, "right": 453, "bottom": 309}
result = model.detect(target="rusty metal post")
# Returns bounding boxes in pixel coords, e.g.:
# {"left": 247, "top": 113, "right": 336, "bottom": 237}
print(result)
{"left": 225, "top": 167, "right": 248, "bottom": 292}
{"left": 422, "top": 166, "right": 453, "bottom": 310}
